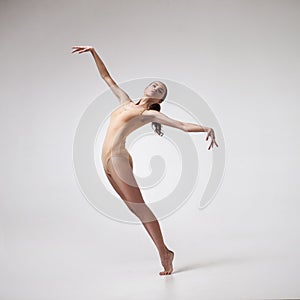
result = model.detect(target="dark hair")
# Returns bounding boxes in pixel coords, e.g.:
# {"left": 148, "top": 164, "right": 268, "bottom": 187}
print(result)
{"left": 147, "top": 81, "right": 168, "bottom": 137}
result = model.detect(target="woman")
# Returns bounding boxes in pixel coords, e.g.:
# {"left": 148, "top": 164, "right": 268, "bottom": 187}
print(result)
{"left": 71, "top": 46, "right": 218, "bottom": 276}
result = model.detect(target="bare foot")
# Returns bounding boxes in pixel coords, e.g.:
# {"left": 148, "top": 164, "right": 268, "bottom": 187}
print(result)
{"left": 159, "top": 250, "right": 174, "bottom": 276}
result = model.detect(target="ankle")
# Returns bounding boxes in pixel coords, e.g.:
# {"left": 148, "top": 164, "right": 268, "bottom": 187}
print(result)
{"left": 159, "top": 246, "right": 170, "bottom": 257}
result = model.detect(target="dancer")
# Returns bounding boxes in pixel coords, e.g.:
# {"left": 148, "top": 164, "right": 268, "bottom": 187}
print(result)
{"left": 71, "top": 46, "right": 218, "bottom": 275}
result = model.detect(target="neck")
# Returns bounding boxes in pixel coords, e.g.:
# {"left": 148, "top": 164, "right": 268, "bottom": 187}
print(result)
{"left": 136, "top": 96, "right": 160, "bottom": 109}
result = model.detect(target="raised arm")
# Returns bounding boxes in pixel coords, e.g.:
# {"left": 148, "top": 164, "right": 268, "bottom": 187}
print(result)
{"left": 71, "top": 46, "right": 131, "bottom": 104}
{"left": 143, "top": 110, "right": 218, "bottom": 150}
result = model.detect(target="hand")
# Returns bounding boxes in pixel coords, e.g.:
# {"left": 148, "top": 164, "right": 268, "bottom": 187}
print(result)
{"left": 71, "top": 45, "right": 94, "bottom": 54}
{"left": 205, "top": 128, "right": 219, "bottom": 150}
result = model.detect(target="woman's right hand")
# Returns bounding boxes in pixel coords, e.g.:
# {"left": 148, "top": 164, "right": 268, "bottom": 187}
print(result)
{"left": 71, "top": 46, "right": 94, "bottom": 54}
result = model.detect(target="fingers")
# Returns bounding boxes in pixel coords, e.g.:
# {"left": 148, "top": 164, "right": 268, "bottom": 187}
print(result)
{"left": 72, "top": 45, "right": 90, "bottom": 48}
{"left": 71, "top": 46, "right": 90, "bottom": 54}
{"left": 79, "top": 48, "right": 90, "bottom": 53}
{"left": 205, "top": 128, "right": 219, "bottom": 150}
{"left": 71, "top": 46, "right": 86, "bottom": 49}
{"left": 208, "top": 139, "right": 212, "bottom": 150}
{"left": 71, "top": 46, "right": 82, "bottom": 54}
{"left": 71, "top": 49, "right": 86, "bottom": 54}
{"left": 206, "top": 131, "right": 210, "bottom": 141}
{"left": 207, "top": 138, "right": 219, "bottom": 150}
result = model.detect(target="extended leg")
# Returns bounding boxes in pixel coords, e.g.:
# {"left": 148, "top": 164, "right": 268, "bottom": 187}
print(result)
{"left": 106, "top": 156, "right": 174, "bottom": 275}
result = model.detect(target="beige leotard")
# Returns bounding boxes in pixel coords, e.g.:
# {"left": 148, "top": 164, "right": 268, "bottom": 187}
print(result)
{"left": 101, "top": 100, "right": 148, "bottom": 175}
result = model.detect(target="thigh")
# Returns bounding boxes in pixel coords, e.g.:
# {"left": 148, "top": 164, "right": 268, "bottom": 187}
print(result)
{"left": 105, "top": 171, "right": 127, "bottom": 200}
{"left": 106, "top": 156, "right": 157, "bottom": 221}
{"left": 106, "top": 156, "right": 145, "bottom": 205}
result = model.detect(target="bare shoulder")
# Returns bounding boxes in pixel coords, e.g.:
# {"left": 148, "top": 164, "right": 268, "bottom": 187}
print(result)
{"left": 140, "top": 109, "right": 159, "bottom": 122}
{"left": 141, "top": 109, "right": 170, "bottom": 119}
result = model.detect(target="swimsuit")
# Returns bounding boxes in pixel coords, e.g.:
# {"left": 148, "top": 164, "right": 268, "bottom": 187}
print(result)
{"left": 101, "top": 101, "right": 147, "bottom": 175}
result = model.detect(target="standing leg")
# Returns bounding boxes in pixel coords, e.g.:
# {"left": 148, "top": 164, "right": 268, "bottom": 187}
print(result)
{"left": 106, "top": 156, "right": 175, "bottom": 275}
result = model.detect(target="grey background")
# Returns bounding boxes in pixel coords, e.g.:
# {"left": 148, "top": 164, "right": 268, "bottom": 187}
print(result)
{"left": 1, "top": 0, "right": 299, "bottom": 299}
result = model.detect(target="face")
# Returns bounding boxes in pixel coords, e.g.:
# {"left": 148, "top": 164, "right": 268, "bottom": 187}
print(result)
{"left": 144, "top": 81, "right": 167, "bottom": 101}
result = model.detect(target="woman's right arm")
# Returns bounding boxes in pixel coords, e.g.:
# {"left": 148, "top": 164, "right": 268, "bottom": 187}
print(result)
{"left": 89, "top": 48, "right": 110, "bottom": 79}
{"left": 72, "top": 46, "right": 131, "bottom": 104}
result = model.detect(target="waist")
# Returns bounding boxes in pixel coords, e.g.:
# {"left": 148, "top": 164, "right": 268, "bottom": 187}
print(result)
{"left": 101, "top": 146, "right": 129, "bottom": 158}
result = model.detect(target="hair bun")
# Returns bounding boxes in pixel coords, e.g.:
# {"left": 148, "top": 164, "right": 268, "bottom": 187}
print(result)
{"left": 149, "top": 103, "right": 161, "bottom": 112}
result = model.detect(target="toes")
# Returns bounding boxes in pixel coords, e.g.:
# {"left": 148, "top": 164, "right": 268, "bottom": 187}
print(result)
{"left": 159, "top": 270, "right": 172, "bottom": 276}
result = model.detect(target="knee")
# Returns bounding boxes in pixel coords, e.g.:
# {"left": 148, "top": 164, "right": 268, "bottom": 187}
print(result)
{"left": 123, "top": 199, "right": 140, "bottom": 215}
{"left": 123, "top": 200, "right": 154, "bottom": 221}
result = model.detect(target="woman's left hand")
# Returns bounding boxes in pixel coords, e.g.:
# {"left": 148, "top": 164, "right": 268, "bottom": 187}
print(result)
{"left": 206, "top": 128, "right": 219, "bottom": 150}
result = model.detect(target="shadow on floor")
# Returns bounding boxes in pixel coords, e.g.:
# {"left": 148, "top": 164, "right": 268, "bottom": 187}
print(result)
{"left": 173, "top": 255, "right": 267, "bottom": 274}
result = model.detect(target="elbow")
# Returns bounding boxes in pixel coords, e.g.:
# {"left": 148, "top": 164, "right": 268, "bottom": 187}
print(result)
{"left": 102, "top": 75, "right": 115, "bottom": 86}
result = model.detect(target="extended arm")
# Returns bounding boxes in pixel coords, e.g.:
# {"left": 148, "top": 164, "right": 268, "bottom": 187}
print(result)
{"left": 144, "top": 110, "right": 210, "bottom": 132}
{"left": 183, "top": 122, "right": 211, "bottom": 132}
{"left": 71, "top": 46, "right": 130, "bottom": 104}
{"left": 143, "top": 110, "right": 218, "bottom": 150}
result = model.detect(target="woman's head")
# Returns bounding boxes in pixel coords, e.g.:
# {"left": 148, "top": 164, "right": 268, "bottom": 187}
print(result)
{"left": 144, "top": 81, "right": 168, "bottom": 102}
{"left": 144, "top": 81, "right": 168, "bottom": 137}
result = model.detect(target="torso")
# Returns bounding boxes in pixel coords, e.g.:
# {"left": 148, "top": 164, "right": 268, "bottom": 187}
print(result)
{"left": 101, "top": 100, "right": 148, "bottom": 162}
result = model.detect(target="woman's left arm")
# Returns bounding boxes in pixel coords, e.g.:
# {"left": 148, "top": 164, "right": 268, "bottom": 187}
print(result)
{"left": 144, "top": 110, "right": 219, "bottom": 150}
{"left": 185, "top": 123, "right": 218, "bottom": 150}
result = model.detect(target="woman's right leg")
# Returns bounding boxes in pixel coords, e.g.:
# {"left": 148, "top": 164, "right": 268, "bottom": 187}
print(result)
{"left": 106, "top": 156, "right": 174, "bottom": 275}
